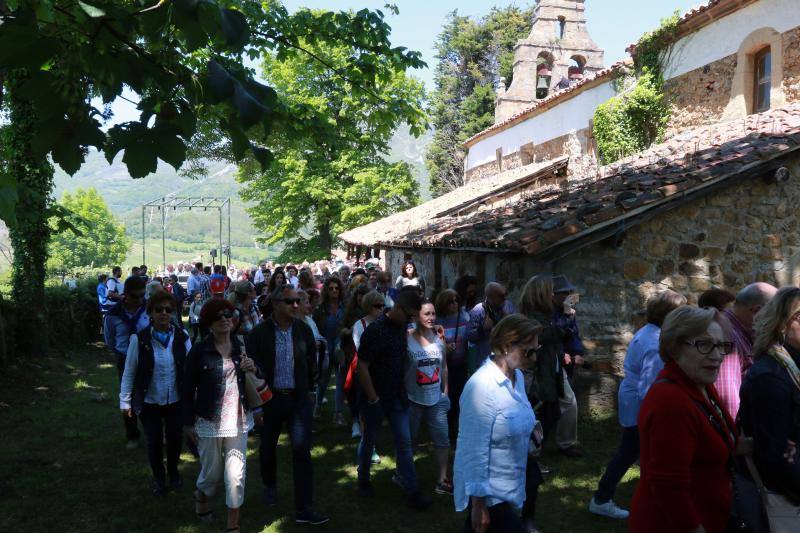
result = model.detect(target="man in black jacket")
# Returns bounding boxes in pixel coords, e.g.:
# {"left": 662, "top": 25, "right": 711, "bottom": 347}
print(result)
{"left": 245, "top": 284, "right": 328, "bottom": 526}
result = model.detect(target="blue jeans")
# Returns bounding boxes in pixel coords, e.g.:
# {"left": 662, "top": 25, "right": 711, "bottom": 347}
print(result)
{"left": 259, "top": 393, "right": 314, "bottom": 512}
{"left": 409, "top": 395, "right": 451, "bottom": 448}
{"left": 358, "top": 397, "right": 418, "bottom": 494}
{"left": 594, "top": 425, "right": 640, "bottom": 503}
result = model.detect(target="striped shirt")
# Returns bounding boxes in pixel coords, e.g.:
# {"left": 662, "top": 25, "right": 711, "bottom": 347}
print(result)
{"left": 715, "top": 309, "right": 754, "bottom": 419}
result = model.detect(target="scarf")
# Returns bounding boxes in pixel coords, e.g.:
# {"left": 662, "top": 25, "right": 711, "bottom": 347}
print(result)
{"left": 767, "top": 343, "right": 800, "bottom": 392}
{"left": 152, "top": 326, "right": 173, "bottom": 348}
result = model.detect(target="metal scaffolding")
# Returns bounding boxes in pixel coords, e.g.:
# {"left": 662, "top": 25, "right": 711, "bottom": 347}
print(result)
{"left": 141, "top": 196, "right": 232, "bottom": 270}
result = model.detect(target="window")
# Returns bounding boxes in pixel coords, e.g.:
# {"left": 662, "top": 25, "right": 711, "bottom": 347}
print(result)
{"left": 754, "top": 47, "right": 771, "bottom": 113}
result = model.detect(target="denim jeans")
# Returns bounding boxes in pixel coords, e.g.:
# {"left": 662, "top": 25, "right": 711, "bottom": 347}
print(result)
{"left": 409, "top": 395, "right": 451, "bottom": 448}
{"left": 316, "top": 352, "right": 331, "bottom": 408}
{"left": 358, "top": 397, "right": 418, "bottom": 494}
{"left": 594, "top": 425, "right": 640, "bottom": 503}
{"left": 259, "top": 393, "right": 314, "bottom": 512}
{"left": 139, "top": 402, "right": 182, "bottom": 484}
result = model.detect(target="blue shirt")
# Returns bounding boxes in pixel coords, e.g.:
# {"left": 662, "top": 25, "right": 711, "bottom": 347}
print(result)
{"left": 273, "top": 321, "right": 295, "bottom": 389}
{"left": 618, "top": 323, "right": 662, "bottom": 427}
{"left": 119, "top": 327, "right": 192, "bottom": 409}
{"left": 466, "top": 300, "right": 517, "bottom": 366}
{"left": 454, "top": 358, "right": 535, "bottom": 511}
{"left": 97, "top": 282, "right": 110, "bottom": 310}
{"left": 103, "top": 307, "right": 150, "bottom": 356}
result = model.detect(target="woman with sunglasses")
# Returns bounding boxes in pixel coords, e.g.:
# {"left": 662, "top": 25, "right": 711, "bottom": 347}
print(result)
{"left": 435, "top": 289, "right": 471, "bottom": 441}
{"left": 312, "top": 276, "right": 345, "bottom": 419}
{"left": 630, "top": 306, "right": 738, "bottom": 533}
{"left": 404, "top": 299, "right": 452, "bottom": 495}
{"left": 120, "top": 290, "right": 192, "bottom": 496}
{"left": 454, "top": 314, "right": 543, "bottom": 533}
{"left": 739, "top": 287, "right": 800, "bottom": 530}
{"left": 183, "top": 298, "right": 257, "bottom": 533}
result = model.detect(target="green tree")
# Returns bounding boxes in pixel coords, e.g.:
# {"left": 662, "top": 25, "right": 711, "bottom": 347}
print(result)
{"left": 0, "top": 0, "right": 423, "bottom": 355}
{"left": 237, "top": 34, "right": 427, "bottom": 261}
{"left": 47, "top": 188, "right": 130, "bottom": 273}
{"left": 425, "top": 6, "right": 534, "bottom": 195}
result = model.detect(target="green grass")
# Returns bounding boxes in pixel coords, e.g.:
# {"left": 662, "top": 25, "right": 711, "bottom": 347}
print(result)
{"left": 0, "top": 345, "right": 636, "bottom": 532}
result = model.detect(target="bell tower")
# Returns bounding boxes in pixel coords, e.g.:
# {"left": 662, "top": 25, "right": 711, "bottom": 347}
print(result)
{"left": 495, "top": 0, "right": 605, "bottom": 122}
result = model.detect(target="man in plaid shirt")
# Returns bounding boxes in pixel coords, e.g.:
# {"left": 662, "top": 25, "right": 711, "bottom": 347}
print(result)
{"left": 715, "top": 282, "right": 777, "bottom": 419}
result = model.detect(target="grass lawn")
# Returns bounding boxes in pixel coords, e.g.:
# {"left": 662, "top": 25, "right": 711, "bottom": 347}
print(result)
{"left": 0, "top": 344, "right": 638, "bottom": 532}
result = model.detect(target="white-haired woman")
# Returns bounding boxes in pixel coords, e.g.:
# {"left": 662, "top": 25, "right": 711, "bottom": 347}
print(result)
{"left": 630, "top": 306, "right": 737, "bottom": 533}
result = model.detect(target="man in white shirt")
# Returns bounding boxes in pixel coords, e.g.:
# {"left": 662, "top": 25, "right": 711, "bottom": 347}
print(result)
{"left": 106, "top": 266, "right": 125, "bottom": 305}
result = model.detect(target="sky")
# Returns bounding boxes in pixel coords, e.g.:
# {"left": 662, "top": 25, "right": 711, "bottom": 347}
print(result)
{"left": 109, "top": 1, "right": 702, "bottom": 123}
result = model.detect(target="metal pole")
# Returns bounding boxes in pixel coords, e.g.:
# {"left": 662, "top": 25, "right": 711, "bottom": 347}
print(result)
{"left": 227, "top": 199, "right": 231, "bottom": 267}
{"left": 218, "top": 204, "right": 223, "bottom": 268}
{"left": 142, "top": 206, "right": 146, "bottom": 265}
{"left": 161, "top": 205, "right": 166, "bottom": 274}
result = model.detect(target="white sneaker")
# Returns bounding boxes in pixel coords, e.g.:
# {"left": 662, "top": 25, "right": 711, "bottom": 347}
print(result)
{"left": 351, "top": 422, "right": 362, "bottom": 439}
{"left": 589, "top": 497, "right": 629, "bottom": 519}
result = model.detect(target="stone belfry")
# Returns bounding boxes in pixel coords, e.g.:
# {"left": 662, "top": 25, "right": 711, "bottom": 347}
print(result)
{"left": 495, "top": 0, "right": 604, "bottom": 122}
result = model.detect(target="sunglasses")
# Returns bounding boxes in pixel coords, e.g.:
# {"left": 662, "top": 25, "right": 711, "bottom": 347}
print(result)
{"left": 682, "top": 339, "right": 733, "bottom": 355}
{"left": 153, "top": 306, "right": 174, "bottom": 314}
{"left": 328, "top": 286, "right": 340, "bottom": 291}
{"left": 280, "top": 298, "right": 301, "bottom": 306}
{"left": 373, "top": 304, "right": 385, "bottom": 309}
{"left": 215, "top": 310, "right": 234, "bottom": 321}
{"left": 524, "top": 346, "right": 541, "bottom": 359}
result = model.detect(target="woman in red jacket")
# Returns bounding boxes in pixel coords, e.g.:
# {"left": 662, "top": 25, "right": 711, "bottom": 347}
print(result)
{"left": 630, "top": 305, "right": 737, "bottom": 533}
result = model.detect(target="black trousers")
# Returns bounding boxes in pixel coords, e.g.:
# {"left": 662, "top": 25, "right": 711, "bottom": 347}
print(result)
{"left": 139, "top": 402, "right": 183, "bottom": 484}
{"left": 594, "top": 426, "right": 640, "bottom": 503}
{"left": 522, "top": 456, "right": 543, "bottom": 524}
{"left": 447, "top": 361, "right": 468, "bottom": 441}
{"left": 116, "top": 353, "right": 140, "bottom": 441}
{"left": 259, "top": 393, "right": 314, "bottom": 512}
{"left": 463, "top": 501, "right": 526, "bottom": 533}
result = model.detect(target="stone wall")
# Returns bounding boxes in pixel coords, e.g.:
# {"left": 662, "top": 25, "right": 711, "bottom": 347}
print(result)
{"left": 464, "top": 160, "right": 500, "bottom": 183}
{"left": 665, "top": 54, "right": 738, "bottom": 136}
{"left": 783, "top": 27, "right": 800, "bottom": 102}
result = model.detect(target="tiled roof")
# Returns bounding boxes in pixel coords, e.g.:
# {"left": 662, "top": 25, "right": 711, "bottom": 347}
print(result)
{"left": 345, "top": 104, "right": 800, "bottom": 257}
{"left": 339, "top": 156, "right": 568, "bottom": 246}
{"left": 463, "top": 61, "right": 631, "bottom": 147}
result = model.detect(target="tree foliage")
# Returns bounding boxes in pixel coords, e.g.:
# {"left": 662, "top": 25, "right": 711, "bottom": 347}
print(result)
{"left": 0, "top": 0, "right": 425, "bottom": 355}
{"left": 425, "top": 6, "right": 534, "bottom": 195}
{"left": 48, "top": 188, "right": 130, "bottom": 273}
{"left": 237, "top": 30, "right": 427, "bottom": 262}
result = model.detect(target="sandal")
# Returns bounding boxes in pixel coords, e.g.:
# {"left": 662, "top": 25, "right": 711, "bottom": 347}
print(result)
{"left": 194, "top": 489, "right": 214, "bottom": 523}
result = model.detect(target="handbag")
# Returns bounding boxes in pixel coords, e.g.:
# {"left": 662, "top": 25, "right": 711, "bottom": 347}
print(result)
{"left": 743, "top": 448, "right": 800, "bottom": 532}
{"left": 244, "top": 372, "right": 273, "bottom": 409}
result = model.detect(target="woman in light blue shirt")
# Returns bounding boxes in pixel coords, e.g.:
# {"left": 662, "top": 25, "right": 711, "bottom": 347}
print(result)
{"left": 454, "top": 314, "right": 543, "bottom": 533}
{"left": 589, "top": 290, "right": 686, "bottom": 520}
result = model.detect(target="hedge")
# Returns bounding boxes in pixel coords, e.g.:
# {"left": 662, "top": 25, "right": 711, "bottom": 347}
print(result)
{"left": 0, "top": 278, "right": 103, "bottom": 362}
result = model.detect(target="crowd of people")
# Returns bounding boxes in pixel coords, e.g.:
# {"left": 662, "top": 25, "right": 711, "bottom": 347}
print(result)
{"left": 95, "top": 256, "right": 800, "bottom": 532}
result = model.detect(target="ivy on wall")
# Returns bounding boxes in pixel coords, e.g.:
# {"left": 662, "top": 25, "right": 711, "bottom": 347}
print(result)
{"left": 593, "top": 12, "right": 681, "bottom": 165}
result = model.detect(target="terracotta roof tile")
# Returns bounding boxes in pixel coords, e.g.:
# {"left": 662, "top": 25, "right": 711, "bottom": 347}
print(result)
{"left": 348, "top": 104, "right": 800, "bottom": 256}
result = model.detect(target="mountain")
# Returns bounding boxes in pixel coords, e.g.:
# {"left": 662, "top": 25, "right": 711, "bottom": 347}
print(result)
{"left": 47, "top": 127, "right": 433, "bottom": 268}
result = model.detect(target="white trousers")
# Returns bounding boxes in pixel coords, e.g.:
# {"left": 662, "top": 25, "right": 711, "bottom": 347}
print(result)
{"left": 196, "top": 432, "right": 248, "bottom": 509}
{"left": 556, "top": 373, "right": 578, "bottom": 449}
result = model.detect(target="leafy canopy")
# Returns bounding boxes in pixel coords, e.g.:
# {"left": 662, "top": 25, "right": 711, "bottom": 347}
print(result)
{"left": 238, "top": 29, "right": 427, "bottom": 261}
{"left": 47, "top": 187, "right": 130, "bottom": 273}
{"left": 0, "top": 0, "right": 425, "bottom": 226}
{"left": 425, "top": 6, "right": 533, "bottom": 195}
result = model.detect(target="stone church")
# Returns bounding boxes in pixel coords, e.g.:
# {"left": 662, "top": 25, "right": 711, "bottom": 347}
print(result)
{"left": 341, "top": 0, "right": 800, "bottom": 404}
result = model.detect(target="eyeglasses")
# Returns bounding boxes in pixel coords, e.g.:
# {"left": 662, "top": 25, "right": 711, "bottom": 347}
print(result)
{"left": 279, "top": 298, "right": 301, "bottom": 306}
{"left": 215, "top": 310, "right": 234, "bottom": 321}
{"left": 682, "top": 339, "right": 734, "bottom": 355}
{"left": 328, "top": 286, "right": 340, "bottom": 291}
{"left": 373, "top": 304, "right": 385, "bottom": 309}
{"left": 153, "top": 306, "right": 174, "bottom": 314}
